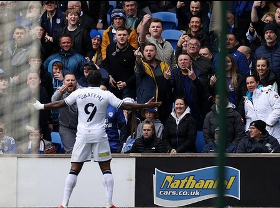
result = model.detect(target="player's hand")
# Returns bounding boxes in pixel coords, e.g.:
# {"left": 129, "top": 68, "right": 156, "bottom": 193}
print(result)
{"left": 146, "top": 97, "right": 162, "bottom": 108}
{"left": 33, "top": 100, "right": 44, "bottom": 110}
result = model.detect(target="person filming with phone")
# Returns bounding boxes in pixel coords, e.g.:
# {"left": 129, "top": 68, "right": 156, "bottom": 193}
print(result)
{"left": 170, "top": 52, "right": 208, "bottom": 130}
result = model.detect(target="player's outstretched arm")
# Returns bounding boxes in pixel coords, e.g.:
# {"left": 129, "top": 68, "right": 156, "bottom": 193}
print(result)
{"left": 33, "top": 100, "right": 67, "bottom": 110}
{"left": 121, "top": 97, "right": 162, "bottom": 110}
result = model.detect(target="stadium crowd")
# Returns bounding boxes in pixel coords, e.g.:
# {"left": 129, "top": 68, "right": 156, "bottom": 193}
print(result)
{"left": 1, "top": 1, "right": 280, "bottom": 154}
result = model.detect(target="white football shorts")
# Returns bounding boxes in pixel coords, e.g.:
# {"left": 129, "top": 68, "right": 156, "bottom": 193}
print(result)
{"left": 71, "top": 140, "right": 112, "bottom": 162}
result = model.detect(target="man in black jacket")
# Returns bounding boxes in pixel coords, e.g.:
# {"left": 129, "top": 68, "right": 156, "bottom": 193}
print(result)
{"left": 237, "top": 120, "right": 280, "bottom": 153}
{"left": 130, "top": 120, "right": 166, "bottom": 153}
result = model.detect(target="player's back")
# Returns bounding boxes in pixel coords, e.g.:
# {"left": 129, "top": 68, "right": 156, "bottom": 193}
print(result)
{"left": 64, "top": 87, "right": 123, "bottom": 142}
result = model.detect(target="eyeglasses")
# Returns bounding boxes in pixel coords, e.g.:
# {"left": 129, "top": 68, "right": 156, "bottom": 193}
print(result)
{"left": 187, "top": 43, "right": 199, "bottom": 47}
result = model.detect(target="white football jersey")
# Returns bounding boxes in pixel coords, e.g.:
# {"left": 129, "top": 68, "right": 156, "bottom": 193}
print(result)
{"left": 65, "top": 87, "right": 123, "bottom": 143}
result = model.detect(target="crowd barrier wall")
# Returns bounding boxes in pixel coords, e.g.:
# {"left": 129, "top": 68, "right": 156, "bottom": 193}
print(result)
{"left": 0, "top": 154, "right": 280, "bottom": 207}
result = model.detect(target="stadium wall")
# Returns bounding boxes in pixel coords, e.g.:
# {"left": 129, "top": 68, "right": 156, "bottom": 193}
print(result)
{"left": 0, "top": 154, "right": 280, "bottom": 207}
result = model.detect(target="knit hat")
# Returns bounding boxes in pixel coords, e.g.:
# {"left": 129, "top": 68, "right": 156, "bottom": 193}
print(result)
{"left": 250, "top": 120, "right": 267, "bottom": 133}
{"left": 214, "top": 127, "right": 219, "bottom": 133}
{"left": 89, "top": 29, "right": 102, "bottom": 41}
{"left": 263, "top": 23, "right": 278, "bottom": 35}
{"left": 141, "top": 108, "right": 159, "bottom": 118}
{"left": 111, "top": 9, "right": 126, "bottom": 21}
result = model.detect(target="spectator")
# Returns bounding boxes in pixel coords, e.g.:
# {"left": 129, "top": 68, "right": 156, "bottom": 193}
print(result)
{"left": 184, "top": 16, "right": 210, "bottom": 48}
{"left": 40, "top": 1, "right": 66, "bottom": 45}
{"left": 139, "top": 15, "right": 176, "bottom": 68}
{"left": 254, "top": 57, "right": 280, "bottom": 93}
{"left": 24, "top": 72, "right": 53, "bottom": 142}
{"left": 176, "top": 1, "right": 210, "bottom": 33}
{"left": 247, "top": 13, "right": 275, "bottom": 57}
{"left": 29, "top": 24, "right": 54, "bottom": 63}
{"left": 209, "top": 54, "right": 247, "bottom": 119}
{"left": 136, "top": 107, "right": 164, "bottom": 139}
{"left": 101, "top": 8, "right": 139, "bottom": 60}
{"left": 86, "top": 29, "right": 103, "bottom": 66}
{"left": 101, "top": 27, "right": 137, "bottom": 99}
{"left": 43, "top": 34, "right": 85, "bottom": 80}
{"left": 213, "top": 33, "right": 251, "bottom": 77}
{"left": 121, "top": 97, "right": 141, "bottom": 153}
{"left": 0, "top": 72, "right": 14, "bottom": 128}
{"left": 134, "top": 43, "right": 173, "bottom": 125}
{"left": 244, "top": 75, "right": 280, "bottom": 143}
{"left": 122, "top": 1, "right": 146, "bottom": 33}
{"left": 163, "top": 97, "right": 197, "bottom": 154}
{"left": 253, "top": 23, "right": 280, "bottom": 83}
{"left": 51, "top": 72, "right": 80, "bottom": 154}
{"left": 0, "top": 1, "right": 17, "bottom": 51}
{"left": 237, "top": 120, "right": 280, "bottom": 153}
{"left": 237, "top": 45, "right": 252, "bottom": 73}
{"left": 202, "top": 127, "right": 237, "bottom": 153}
{"left": 78, "top": 62, "right": 108, "bottom": 89}
{"left": 203, "top": 94, "right": 245, "bottom": 145}
{"left": 105, "top": 104, "right": 127, "bottom": 153}
{"left": 149, "top": 1, "right": 177, "bottom": 13}
{"left": 170, "top": 52, "right": 208, "bottom": 130}
{"left": 78, "top": 62, "right": 109, "bottom": 90}
{"left": 47, "top": 59, "right": 64, "bottom": 132}
{"left": 130, "top": 120, "right": 166, "bottom": 153}
{"left": 17, "top": 128, "right": 56, "bottom": 154}
{"left": 27, "top": 50, "right": 53, "bottom": 102}
{"left": 0, "top": 26, "right": 32, "bottom": 75}
{"left": 81, "top": 1, "right": 109, "bottom": 29}
{"left": 176, "top": 38, "right": 215, "bottom": 78}
{"left": 67, "top": 1, "right": 96, "bottom": 32}
{"left": 0, "top": 120, "right": 16, "bottom": 154}
{"left": 56, "top": 8, "right": 92, "bottom": 57}
{"left": 23, "top": 1, "right": 43, "bottom": 26}
{"left": 199, "top": 46, "right": 213, "bottom": 60}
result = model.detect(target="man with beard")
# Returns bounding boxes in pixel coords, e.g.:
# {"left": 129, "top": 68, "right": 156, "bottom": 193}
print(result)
{"left": 253, "top": 23, "right": 280, "bottom": 83}
{"left": 51, "top": 72, "right": 80, "bottom": 154}
{"left": 134, "top": 43, "right": 172, "bottom": 125}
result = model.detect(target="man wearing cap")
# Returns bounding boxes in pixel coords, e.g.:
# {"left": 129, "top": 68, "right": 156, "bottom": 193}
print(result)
{"left": 237, "top": 120, "right": 280, "bottom": 153}
{"left": 136, "top": 107, "right": 164, "bottom": 139}
{"left": 101, "top": 8, "right": 139, "bottom": 60}
{"left": 253, "top": 23, "right": 280, "bottom": 82}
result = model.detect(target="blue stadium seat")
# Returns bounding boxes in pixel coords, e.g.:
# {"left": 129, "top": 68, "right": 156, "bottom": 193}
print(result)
{"left": 195, "top": 131, "right": 206, "bottom": 153}
{"left": 107, "top": 1, "right": 117, "bottom": 25}
{"left": 51, "top": 132, "right": 64, "bottom": 153}
{"left": 152, "top": 12, "right": 178, "bottom": 30}
{"left": 161, "top": 29, "right": 182, "bottom": 50}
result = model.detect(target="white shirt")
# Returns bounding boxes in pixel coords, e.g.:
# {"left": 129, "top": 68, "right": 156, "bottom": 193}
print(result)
{"left": 65, "top": 87, "right": 123, "bottom": 142}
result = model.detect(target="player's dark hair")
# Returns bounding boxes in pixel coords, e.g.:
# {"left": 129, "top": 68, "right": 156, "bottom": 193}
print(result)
{"left": 87, "top": 70, "right": 101, "bottom": 87}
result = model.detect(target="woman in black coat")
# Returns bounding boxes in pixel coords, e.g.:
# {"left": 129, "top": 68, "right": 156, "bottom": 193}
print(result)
{"left": 163, "top": 97, "right": 197, "bottom": 153}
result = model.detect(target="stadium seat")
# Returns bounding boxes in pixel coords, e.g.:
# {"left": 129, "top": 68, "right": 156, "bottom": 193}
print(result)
{"left": 195, "top": 131, "right": 206, "bottom": 153}
{"left": 51, "top": 132, "right": 64, "bottom": 153}
{"left": 161, "top": 29, "right": 182, "bottom": 50}
{"left": 152, "top": 12, "right": 178, "bottom": 30}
